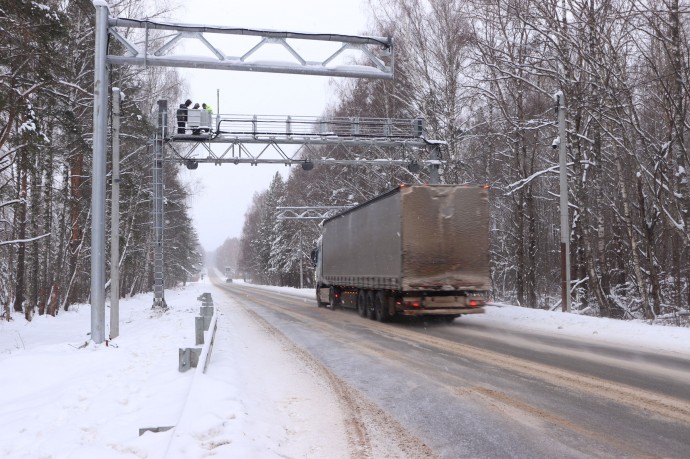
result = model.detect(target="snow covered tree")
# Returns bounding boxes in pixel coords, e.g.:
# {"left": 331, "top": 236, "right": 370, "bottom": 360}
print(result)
{"left": 0, "top": 0, "right": 200, "bottom": 320}
{"left": 233, "top": 0, "right": 690, "bottom": 324}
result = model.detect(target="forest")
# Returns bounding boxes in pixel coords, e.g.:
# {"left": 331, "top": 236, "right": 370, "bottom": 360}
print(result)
{"left": 1, "top": 0, "right": 201, "bottom": 320}
{"left": 2, "top": 0, "right": 689, "bottom": 325}
{"left": 230, "top": 0, "right": 690, "bottom": 325}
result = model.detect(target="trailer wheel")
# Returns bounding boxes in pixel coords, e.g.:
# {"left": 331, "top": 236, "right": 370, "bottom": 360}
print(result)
{"left": 357, "top": 290, "right": 368, "bottom": 317}
{"left": 316, "top": 285, "right": 329, "bottom": 308}
{"left": 374, "top": 291, "right": 391, "bottom": 322}
{"left": 366, "top": 291, "right": 376, "bottom": 320}
{"left": 329, "top": 287, "right": 342, "bottom": 310}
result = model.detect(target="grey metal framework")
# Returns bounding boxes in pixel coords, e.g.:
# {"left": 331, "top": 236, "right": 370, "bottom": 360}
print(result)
{"left": 152, "top": 101, "right": 168, "bottom": 310}
{"left": 107, "top": 18, "right": 393, "bottom": 79}
{"left": 89, "top": 1, "right": 397, "bottom": 343}
{"left": 276, "top": 206, "right": 353, "bottom": 221}
{"left": 169, "top": 113, "right": 443, "bottom": 170}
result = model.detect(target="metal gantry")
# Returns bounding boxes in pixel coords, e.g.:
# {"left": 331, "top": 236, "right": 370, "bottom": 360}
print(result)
{"left": 89, "top": 1, "right": 397, "bottom": 343}
{"left": 276, "top": 206, "right": 353, "bottom": 221}
{"left": 106, "top": 17, "right": 393, "bottom": 79}
{"left": 168, "top": 113, "right": 444, "bottom": 172}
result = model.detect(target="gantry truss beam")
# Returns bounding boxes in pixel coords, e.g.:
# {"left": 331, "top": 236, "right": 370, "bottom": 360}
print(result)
{"left": 106, "top": 17, "right": 393, "bottom": 79}
{"left": 276, "top": 206, "right": 353, "bottom": 220}
{"left": 168, "top": 113, "right": 444, "bottom": 169}
{"left": 169, "top": 140, "right": 439, "bottom": 168}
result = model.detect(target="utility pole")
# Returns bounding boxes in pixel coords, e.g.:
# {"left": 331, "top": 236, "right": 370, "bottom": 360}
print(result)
{"left": 299, "top": 230, "right": 303, "bottom": 289}
{"left": 556, "top": 91, "right": 571, "bottom": 312}
{"left": 110, "top": 88, "right": 121, "bottom": 339}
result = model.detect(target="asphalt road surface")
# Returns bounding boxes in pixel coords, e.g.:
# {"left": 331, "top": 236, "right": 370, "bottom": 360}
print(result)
{"left": 216, "top": 281, "right": 690, "bottom": 458}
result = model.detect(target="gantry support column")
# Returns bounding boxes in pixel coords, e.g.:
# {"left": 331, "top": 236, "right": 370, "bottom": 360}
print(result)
{"left": 90, "top": 0, "right": 109, "bottom": 343}
{"left": 152, "top": 100, "right": 168, "bottom": 310}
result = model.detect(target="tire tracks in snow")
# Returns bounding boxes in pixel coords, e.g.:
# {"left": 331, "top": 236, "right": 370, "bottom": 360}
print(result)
{"left": 222, "top": 287, "right": 690, "bottom": 457}
{"left": 224, "top": 283, "right": 690, "bottom": 456}
{"left": 224, "top": 286, "right": 439, "bottom": 459}
{"left": 242, "top": 285, "right": 690, "bottom": 426}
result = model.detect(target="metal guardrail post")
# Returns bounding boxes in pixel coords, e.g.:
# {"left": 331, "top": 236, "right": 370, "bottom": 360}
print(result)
{"left": 195, "top": 316, "right": 205, "bottom": 345}
{"left": 180, "top": 293, "right": 216, "bottom": 371}
{"left": 178, "top": 347, "right": 201, "bottom": 372}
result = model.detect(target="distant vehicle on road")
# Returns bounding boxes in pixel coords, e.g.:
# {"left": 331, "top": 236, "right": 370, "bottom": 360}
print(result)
{"left": 313, "top": 184, "right": 490, "bottom": 322}
{"left": 225, "top": 278, "right": 233, "bottom": 283}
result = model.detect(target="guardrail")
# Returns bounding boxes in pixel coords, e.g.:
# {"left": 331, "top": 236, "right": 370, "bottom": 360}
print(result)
{"left": 178, "top": 292, "right": 218, "bottom": 373}
{"left": 140, "top": 292, "right": 219, "bottom": 437}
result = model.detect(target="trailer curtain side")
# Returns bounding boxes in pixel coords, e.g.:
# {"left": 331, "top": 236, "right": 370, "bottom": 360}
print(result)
{"left": 321, "top": 185, "right": 490, "bottom": 292}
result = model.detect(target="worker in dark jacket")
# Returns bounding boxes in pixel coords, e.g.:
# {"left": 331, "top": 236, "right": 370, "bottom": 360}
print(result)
{"left": 177, "top": 99, "right": 192, "bottom": 134}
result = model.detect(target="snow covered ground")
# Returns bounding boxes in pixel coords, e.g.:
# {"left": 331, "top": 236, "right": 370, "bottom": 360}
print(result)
{"left": 0, "top": 279, "right": 348, "bottom": 459}
{"left": 1, "top": 278, "right": 689, "bottom": 458}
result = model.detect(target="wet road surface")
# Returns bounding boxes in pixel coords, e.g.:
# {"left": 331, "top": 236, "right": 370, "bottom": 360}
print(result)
{"left": 217, "top": 281, "right": 690, "bottom": 458}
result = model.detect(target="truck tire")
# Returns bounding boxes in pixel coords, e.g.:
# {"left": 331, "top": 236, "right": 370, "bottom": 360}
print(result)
{"left": 374, "top": 291, "right": 391, "bottom": 322}
{"left": 366, "top": 291, "right": 376, "bottom": 320}
{"left": 329, "top": 287, "right": 341, "bottom": 310}
{"left": 357, "top": 290, "right": 368, "bottom": 317}
{"left": 316, "top": 285, "right": 328, "bottom": 308}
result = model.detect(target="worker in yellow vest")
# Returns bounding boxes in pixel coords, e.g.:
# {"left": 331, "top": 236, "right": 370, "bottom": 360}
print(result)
{"left": 201, "top": 103, "right": 213, "bottom": 133}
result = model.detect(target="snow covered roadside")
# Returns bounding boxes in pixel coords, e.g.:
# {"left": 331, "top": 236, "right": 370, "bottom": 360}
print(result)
{"left": 235, "top": 281, "right": 690, "bottom": 357}
{"left": 2, "top": 278, "right": 689, "bottom": 458}
{"left": 474, "top": 302, "right": 690, "bottom": 357}
{"left": 0, "top": 279, "right": 348, "bottom": 459}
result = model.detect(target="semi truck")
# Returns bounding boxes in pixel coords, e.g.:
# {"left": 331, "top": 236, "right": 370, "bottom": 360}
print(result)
{"left": 314, "top": 184, "right": 490, "bottom": 322}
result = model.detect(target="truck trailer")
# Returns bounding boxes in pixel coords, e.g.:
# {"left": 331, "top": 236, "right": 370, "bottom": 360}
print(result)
{"left": 314, "top": 184, "right": 490, "bottom": 322}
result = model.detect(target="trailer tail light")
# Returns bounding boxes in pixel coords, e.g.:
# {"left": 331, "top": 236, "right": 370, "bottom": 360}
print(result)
{"left": 404, "top": 300, "right": 421, "bottom": 308}
{"left": 467, "top": 298, "right": 485, "bottom": 307}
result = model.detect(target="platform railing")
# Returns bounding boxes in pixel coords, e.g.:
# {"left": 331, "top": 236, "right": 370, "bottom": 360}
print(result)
{"left": 172, "top": 113, "right": 426, "bottom": 142}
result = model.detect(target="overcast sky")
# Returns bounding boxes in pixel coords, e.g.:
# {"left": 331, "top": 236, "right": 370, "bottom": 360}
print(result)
{"left": 162, "top": 0, "right": 372, "bottom": 251}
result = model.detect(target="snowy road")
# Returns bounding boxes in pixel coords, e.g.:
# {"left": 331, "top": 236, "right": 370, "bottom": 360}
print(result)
{"left": 217, "top": 281, "right": 690, "bottom": 458}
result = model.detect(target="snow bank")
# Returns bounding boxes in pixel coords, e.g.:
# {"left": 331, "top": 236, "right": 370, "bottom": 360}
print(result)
{"left": 0, "top": 279, "right": 347, "bottom": 458}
